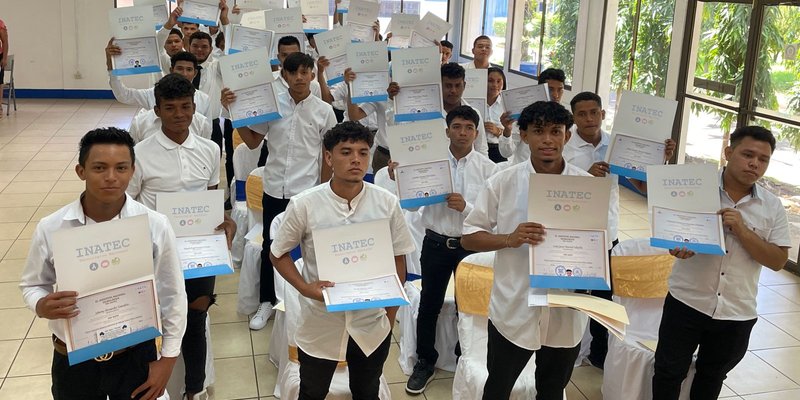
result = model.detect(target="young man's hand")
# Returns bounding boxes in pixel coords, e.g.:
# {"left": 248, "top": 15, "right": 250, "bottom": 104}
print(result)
{"left": 130, "top": 356, "right": 177, "bottom": 400}
{"left": 35, "top": 291, "right": 80, "bottom": 320}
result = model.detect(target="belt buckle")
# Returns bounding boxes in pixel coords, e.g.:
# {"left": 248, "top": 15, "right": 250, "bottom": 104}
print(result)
{"left": 445, "top": 237, "right": 459, "bottom": 250}
{"left": 94, "top": 352, "right": 113, "bottom": 362}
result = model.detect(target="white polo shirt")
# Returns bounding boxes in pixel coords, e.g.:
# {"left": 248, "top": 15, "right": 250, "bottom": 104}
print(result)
{"left": 108, "top": 73, "right": 211, "bottom": 120}
{"left": 669, "top": 169, "right": 791, "bottom": 321}
{"left": 128, "top": 109, "right": 212, "bottom": 144}
{"left": 197, "top": 56, "right": 224, "bottom": 120}
{"left": 249, "top": 91, "right": 337, "bottom": 199}
{"left": 271, "top": 182, "right": 416, "bottom": 361}
{"left": 421, "top": 149, "right": 498, "bottom": 237}
{"left": 486, "top": 97, "right": 505, "bottom": 145}
{"left": 563, "top": 126, "right": 620, "bottom": 242}
{"left": 497, "top": 123, "right": 530, "bottom": 166}
{"left": 463, "top": 160, "right": 590, "bottom": 350}
{"left": 19, "top": 194, "right": 188, "bottom": 358}
{"left": 127, "top": 131, "right": 221, "bottom": 209}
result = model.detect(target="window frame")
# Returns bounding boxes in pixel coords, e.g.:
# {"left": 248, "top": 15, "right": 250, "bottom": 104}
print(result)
{"left": 458, "top": 0, "right": 509, "bottom": 68}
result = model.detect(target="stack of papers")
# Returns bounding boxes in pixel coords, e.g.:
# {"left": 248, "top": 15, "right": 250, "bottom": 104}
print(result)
{"left": 546, "top": 292, "right": 629, "bottom": 340}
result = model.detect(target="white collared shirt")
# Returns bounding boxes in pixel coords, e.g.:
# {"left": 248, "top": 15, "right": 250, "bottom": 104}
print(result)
{"left": 108, "top": 72, "right": 211, "bottom": 120}
{"left": 463, "top": 160, "right": 591, "bottom": 350}
{"left": 669, "top": 170, "right": 791, "bottom": 321}
{"left": 273, "top": 70, "right": 323, "bottom": 99}
{"left": 329, "top": 82, "right": 380, "bottom": 131}
{"left": 497, "top": 123, "right": 530, "bottom": 165}
{"left": 485, "top": 97, "right": 505, "bottom": 145}
{"left": 19, "top": 194, "right": 188, "bottom": 358}
{"left": 563, "top": 126, "right": 619, "bottom": 242}
{"left": 421, "top": 149, "right": 498, "bottom": 237}
{"left": 460, "top": 99, "right": 490, "bottom": 157}
{"left": 197, "top": 56, "right": 224, "bottom": 119}
{"left": 461, "top": 61, "right": 478, "bottom": 70}
{"left": 128, "top": 109, "right": 212, "bottom": 144}
{"left": 270, "top": 182, "right": 416, "bottom": 361}
{"left": 127, "top": 131, "right": 221, "bottom": 209}
{"left": 249, "top": 91, "right": 337, "bottom": 199}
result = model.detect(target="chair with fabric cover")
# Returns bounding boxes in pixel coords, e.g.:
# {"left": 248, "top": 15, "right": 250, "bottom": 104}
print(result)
{"left": 237, "top": 167, "right": 265, "bottom": 316}
{"left": 1, "top": 54, "right": 16, "bottom": 116}
{"left": 229, "top": 141, "right": 264, "bottom": 268}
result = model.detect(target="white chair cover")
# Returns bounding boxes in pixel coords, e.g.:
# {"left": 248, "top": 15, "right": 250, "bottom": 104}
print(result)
{"left": 237, "top": 227, "right": 263, "bottom": 315}
{"left": 230, "top": 142, "right": 264, "bottom": 268}
{"left": 398, "top": 280, "right": 460, "bottom": 375}
{"left": 602, "top": 238, "right": 695, "bottom": 400}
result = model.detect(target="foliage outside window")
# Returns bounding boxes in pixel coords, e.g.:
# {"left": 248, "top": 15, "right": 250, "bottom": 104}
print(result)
{"left": 511, "top": 0, "right": 579, "bottom": 84}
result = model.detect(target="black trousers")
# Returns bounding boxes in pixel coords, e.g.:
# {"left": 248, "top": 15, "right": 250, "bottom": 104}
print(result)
{"left": 483, "top": 320, "right": 581, "bottom": 400}
{"left": 588, "top": 238, "right": 619, "bottom": 363}
{"left": 184, "top": 276, "right": 216, "bottom": 393}
{"left": 653, "top": 293, "right": 756, "bottom": 400}
{"left": 415, "top": 234, "right": 471, "bottom": 363}
{"left": 259, "top": 193, "right": 291, "bottom": 304}
{"left": 211, "top": 118, "right": 235, "bottom": 192}
{"left": 51, "top": 340, "right": 156, "bottom": 400}
{"left": 488, "top": 143, "right": 507, "bottom": 163}
{"left": 298, "top": 333, "right": 392, "bottom": 400}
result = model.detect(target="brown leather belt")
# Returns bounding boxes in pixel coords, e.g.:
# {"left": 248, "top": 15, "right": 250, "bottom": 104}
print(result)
{"left": 53, "top": 335, "right": 129, "bottom": 361}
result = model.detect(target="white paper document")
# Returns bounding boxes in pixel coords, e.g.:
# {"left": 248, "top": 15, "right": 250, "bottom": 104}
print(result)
{"left": 220, "top": 49, "right": 281, "bottom": 127}
{"left": 501, "top": 84, "right": 550, "bottom": 119}
{"left": 316, "top": 27, "right": 351, "bottom": 85}
{"left": 464, "top": 98, "right": 487, "bottom": 122}
{"left": 612, "top": 91, "right": 678, "bottom": 141}
{"left": 313, "top": 220, "right": 410, "bottom": 312}
{"left": 229, "top": 25, "right": 273, "bottom": 54}
{"left": 409, "top": 12, "right": 451, "bottom": 48}
{"left": 387, "top": 13, "right": 419, "bottom": 49}
{"left": 350, "top": 71, "right": 389, "bottom": 103}
{"left": 179, "top": 0, "right": 221, "bottom": 26}
{"left": 109, "top": 6, "right": 161, "bottom": 76}
{"left": 530, "top": 228, "right": 610, "bottom": 291}
{"left": 391, "top": 46, "right": 441, "bottom": 85}
{"left": 349, "top": 21, "right": 375, "bottom": 42}
{"left": 646, "top": 164, "right": 720, "bottom": 213}
{"left": 386, "top": 119, "right": 449, "bottom": 165}
{"left": 396, "top": 159, "right": 453, "bottom": 209}
{"left": 240, "top": 10, "right": 267, "bottom": 29}
{"left": 394, "top": 83, "right": 444, "bottom": 122}
{"left": 651, "top": 206, "right": 726, "bottom": 255}
{"left": 545, "top": 292, "right": 629, "bottom": 340}
{"left": 347, "top": 0, "right": 379, "bottom": 24}
{"left": 606, "top": 133, "right": 666, "bottom": 181}
{"left": 300, "top": 0, "right": 329, "bottom": 32}
{"left": 464, "top": 69, "right": 488, "bottom": 98}
{"left": 133, "top": 0, "right": 168, "bottom": 29}
{"left": 265, "top": 7, "right": 305, "bottom": 64}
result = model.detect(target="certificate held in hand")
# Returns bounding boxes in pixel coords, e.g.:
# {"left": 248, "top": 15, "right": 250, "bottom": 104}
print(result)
{"left": 392, "top": 47, "right": 444, "bottom": 122}
{"left": 220, "top": 49, "right": 282, "bottom": 128}
{"left": 347, "top": 41, "right": 390, "bottom": 103}
{"left": 108, "top": 6, "right": 161, "bottom": 76}
{"left": 179, "top": 0, "right": 221, "bottom": 26}
{"left": 313, "top": 220, "right": 410, "bottom": 312}
{"left": 387, "top": 119, "right": 452, "bottom": 208}
{"left": 386, "top": 13, "right": 419, "bottom": 50}
{"left": 501, "top": 84, "right": 550, "bottom": 119}
{"left": 229, "top": 25, "right": 274, "bottom": 54}
{"left": 266, "top": 7, "right": 306, "bottom": 65}
{"left": 316, "top": 27, "right": 351, "bottom": 86}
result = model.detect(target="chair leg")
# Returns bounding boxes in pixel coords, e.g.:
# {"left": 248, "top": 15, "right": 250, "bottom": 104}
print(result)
{"left": 11, "top": 86, "right": 15, "bottom": 111}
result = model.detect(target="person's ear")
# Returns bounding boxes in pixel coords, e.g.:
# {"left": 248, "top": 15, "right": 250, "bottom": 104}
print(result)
{"left": 75, "top": 163, "right": 86, "bottom": 181}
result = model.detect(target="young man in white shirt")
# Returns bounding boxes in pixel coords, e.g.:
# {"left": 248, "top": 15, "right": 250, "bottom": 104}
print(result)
{"left": 20, "top": 128, "right": 187, "bottom": 400}
{"left": 127, "top": 74, "right": 235, "bottom": 400}
{"left": 440, "top": 40, "right": 454, "bottom": 65}
{"left": 564, "top": 91, "right": 675, "bottom": 368}
{"left": 399, "top": 106, "right": 498, "bottom": 394}
{"left": 462, "top": 101, "right": 592, "bottom": 400}
{"left": 652, "top": 126, "right": 791, "bottom": 400}
{"left": 485, "top": 67, "right": 507, "bottom": 163}
{"left": 270, "top": 121, "right": 415, "bottom": 399}
{"left": 223, "top": 52, "right": 337, "bottom": 330}
{"left": 276, "top": 35, "right": 323, "bottom": 98}
{"left": 462, "top": 35, "right": 492, "bottom": 69}
{"left": 538, "top": 68, "right": 566, "bottom": 104}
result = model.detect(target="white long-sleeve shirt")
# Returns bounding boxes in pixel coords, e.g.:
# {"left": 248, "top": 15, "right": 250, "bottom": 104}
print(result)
{"left": 109, "top": 73, "right": 211, "bottom": 120}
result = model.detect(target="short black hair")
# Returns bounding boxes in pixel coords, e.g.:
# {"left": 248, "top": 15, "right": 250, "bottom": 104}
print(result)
{"left": 538, "top": 68, "right": 566, "bottom": 84}
{"left": 154, "top": 73, "right": 196, "bottom": 107}
{"left": 78, "top": 127, "right": 135, "bottom": 167}
{"left": 440, "top": 40, "right": 454, "bottom": 50}
{"left": 278, "top": 35, "right": 302, "bottom": 50}
{"left": 215, "top": 31, "right": 225, "bottom": 50}
{"left": 441, "top": 62, "right": 465, "bottom": 80}
{"left": 518, "top": 101, "right": 574, "bottom": 131}
{"left": 181, "top": 21, "right": 199, "bottom": 28}
{"left": 570, "top": 91, "right": 603, "bottom": 112}
{"left": 189, "top": 31, "right": 213, "bottom": 46}
{"left": 170, "top": 51, "right": 198, "bottom": 69}
{"left": 473, "top": 35, "right": 492, "bottom": 46}
{"left": 488, "top": 67, "right": 507, "bottom": 90}
{"left": 323, "top": 121, "right": 375, "bottom": 151}
{"left": 446, "top": 105, "right": 480, "bottom": 128}
{"left": 730, "top": 125, "right": 777, "bottom": 153}
{"left": 283, "top": 52, "right": 315, "bottom": 73}
{"left": 169, "top": 28, "right": 183, "bottom": 38}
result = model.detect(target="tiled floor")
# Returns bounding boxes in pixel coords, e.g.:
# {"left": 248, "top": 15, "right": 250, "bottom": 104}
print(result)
{"left": 0, "top": 99, "right": 799, "bottom": 399}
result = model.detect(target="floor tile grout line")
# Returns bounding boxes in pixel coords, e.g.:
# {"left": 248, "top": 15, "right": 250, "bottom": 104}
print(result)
{"left": 749, "top": 348, "right": 800, "bottom": 388}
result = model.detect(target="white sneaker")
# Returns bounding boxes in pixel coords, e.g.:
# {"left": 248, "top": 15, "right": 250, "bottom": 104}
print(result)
{"left": 249, "top": 302, "right": 274, "bottom": 330}
{"left": 182, "top": 389, "right": 208, "bottom": 400}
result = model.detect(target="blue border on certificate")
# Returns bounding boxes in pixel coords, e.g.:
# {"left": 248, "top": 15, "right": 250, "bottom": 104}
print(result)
{"left": 112, "top": 65, "right": 162, "bottom": 76}
{"left": 650, "top": 238, "right": 725, "bottom": 255}
{"left": 232, "top": 112, "right": 282, "bottom": 128}
{"left": 327, "top": 76, "right": 345, "bottom": 86}
{"left": 155, "top": 24, "right": 164, "bottom": 31}
{"left": 270, "top": 58, "right": 280, "bottom": 65}
{"left": 400, "top": 193, "right": 447, "bottom": 209}
{"left": 609, "top": 164, "right": 647, "bottom": 181}
{"left": 326, "top": 297, "right": 409, "bottom": 312}
{"left": 229, "top": 48, "right": 243, "bottom": 54}
{"left": 304, "top": 28, "right": 327, "bottom": 33}
{"left": 529, "top": 275, "right": 611, "bottom": 291}
{"left": 177, "top": 16, "right": 218, "bottom": 27}
{"left": 184, "top": 264, "right": 235, "bottom": 280}
{"left": 509, "top": 112, "right": 522, "bottom": 119}
{"left": 337, "top": 8, "right": 348, "bottom": 13}
{"left": 68, "top": 327, "right": 161, "bottom": 365}
{"left": 352, "top": 94, "right": 389, "bottom": 103}
{"left": 394, "top": 111, "right": 444, "bottom": 123}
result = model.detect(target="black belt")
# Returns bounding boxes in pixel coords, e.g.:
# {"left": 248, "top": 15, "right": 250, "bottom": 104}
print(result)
{"left": 425, "top": 229, "right": 462, "bottom": 250}
{"left": 376, "top": 145, "right": 390, "bottom": 156}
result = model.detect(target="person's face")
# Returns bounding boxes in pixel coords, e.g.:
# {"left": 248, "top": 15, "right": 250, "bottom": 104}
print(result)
{"left": 189, "top": 39, "right": 212, "bottom": 63}
{"left": 441, "top": 76, "right": 465, "bottom": 106}
{"left": 446, "top": 116, "right": 478, "bottom": 153}
{"left": 521, "top": 122, "right": 567, "bottom": 164}
{"left": 546, "top": 79, "right": 565, "bottom": 104}
{"left": 723, "top": 136, "right": 772, "bottom": 186}
{"left": 487, "top": 71, "right": 504, "bottom": 98}
{"left": 282, "top": 65, "right": 315, "bottom": 94}
{"left": 75, "top": 144, "right": 134, "bottom": 204}
{"left": 180, "top": 23, "right": 198, "bottom": 39}
{"left": 154, "top": 97, "right": 195, "bottom": 134}
{"left": 170, "top": 60, "right": 197, "bottom": 82}
{"left": 441, "top": 47, "right": 452, "bottom": 64}
{"left": 165, "top": 34, "right": 184, "bottom": 55}
{"left": 325, "top": 139, "right": 371, "bottom": 183}
{"left": 277, "top": 44, "right": 302, "bottom": 67}
{"left": 472, "top": 39, "right": 492, "bottom": 61}
{"left": 572, "top": 100, "right": 605, "bottom": 137}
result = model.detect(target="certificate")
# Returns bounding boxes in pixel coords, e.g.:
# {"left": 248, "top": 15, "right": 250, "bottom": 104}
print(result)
{"left": 646, "top": 164, "right": 720, "bottom": 213}
{"left": 409, "top": 31, "right": 436, "bottom": 48}
{"left": 323, "top": 274, "right": 409, "bottom": 312}
{"left": 265, "top": 7, "right": 305, "bottom": 64}
{"left": 391, "top": 46, "right": 441, "bottom": 85}
{"left": 133, "top": 0, "right": 168, "bottom": 30}
{"left": 313, "top": 219, "right": 410, "bottom": 312}
{"left": 464, "top": 69, "right": 488, "bottom": 98}
{"left": 393, "top": 83, "right": 443, "bottom": 122}
{"left": 612, "top": 91, "right": 678, "bottom": 141}
{"left": 176, "top": 234, "right": 235, "bottom": 278}
{"left": 64, "top": 279, "right": 161, "bottom": 365}
{"left": 325, "top": 55, "right": 349, "bottom": 85}
{"left": 220, "top": 49, "right": 282, "bottom": 127}
{"left": 347, "top": 0, "right": 379, "bottom": 23}
{"left": 501, "top": 84, "right": 550, "bottom": 119}
{"left": 464, "top": 97, "right": 487, "bottom": 122}
{"left": 111, "top": 38, "right": 162, "bottom": 76}
{"left": 336, "top": 0, "right": 351, "bottom": 13}
{"left": 386, "top": 119, "right": 449, "bottom": 165}
{"left": 527, "top": 173, "right": 612, "bottom": 231}
{"left": 387, "top": 13, "right": 419, "bottom": 50}
{"left": 350, "top": 21, "right": 375, "bottom": 42}
{"left": 409, "top": 12, "right": 451, "bottom": 48}
{"left": 530, "top": 228, "right": 610, "bottom": 290}
{"left": 388, "top": 35, "right": 411, "bottom": 50}
{"left": 179, "top": 0, "right": 221, "bottom": 26}
{"left": 228, "top": 83, "right": 281, "bottom": 127}
{"left": 316, "top": 27, "right": 350, "bottom": 85}
{"left": 270, "top": 33, "right": 306, "bottom": 65}
{"left": 240, "top": 10, "right": 267, "bottom": 29}
{"left": 650, "top": 206, "right": 726, "bottom": 255}
{"left": 303, "top": 14, "right": 330, "bottom": 33}
{"left": 396, "top": 159, "right": 452, "bottom": 208}
{"left": 606, "top": 133, "right": 666, "bottom": 181}
{"left": 229, "top": 25, "right": 274, "bottom": 53}
{"left": 350, "top": 71, "right": 389, "bottom": 103}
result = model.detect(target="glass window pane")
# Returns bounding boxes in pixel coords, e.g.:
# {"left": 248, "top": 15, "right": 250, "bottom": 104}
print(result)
{"left": 753, "top": 4, "right": 800, "bottom": 121}
{"left": 116, "top": 0, "right": 135, "bottom": 6}
{"left": 461, "top": 0, "right": 486, "bottom": 57}
{"left": 405, "top": 0, "right": 449, "bottom": 22}
{"left": 509, "top": 0, "right": 579, "bottom": 82}
{"left": 683, "top": 99, "right": 737, "bottom": 167}
{"left": 461, "top": 0, "right": 507, "bottom": 66}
